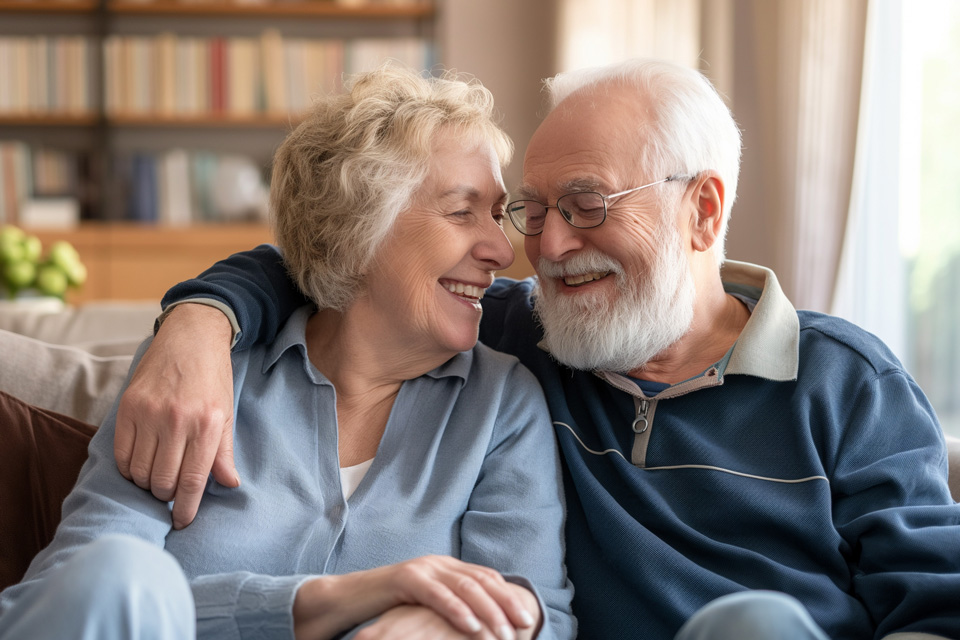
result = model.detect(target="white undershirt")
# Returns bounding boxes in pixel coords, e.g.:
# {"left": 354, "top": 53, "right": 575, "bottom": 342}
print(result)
{"left": 340, "top": 458, "right": 374, "bottom": 500}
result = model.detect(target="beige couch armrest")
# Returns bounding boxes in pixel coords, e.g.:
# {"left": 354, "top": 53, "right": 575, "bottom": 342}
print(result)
{"left": 0, "top": 329, "right": 134, "bottom": 426}
{"left": 946, "top": 435, "right": 960, "bottom": 502}
{"left": 0, "top": 300, "right": 158, "bottom": 348}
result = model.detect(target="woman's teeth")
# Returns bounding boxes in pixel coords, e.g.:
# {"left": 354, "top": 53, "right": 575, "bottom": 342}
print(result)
{"left": 444, "top": 282, "right": 485, "bottom": 299}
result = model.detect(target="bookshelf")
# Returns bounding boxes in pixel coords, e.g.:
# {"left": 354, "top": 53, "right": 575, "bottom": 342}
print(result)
{"left": 107, "top": 1, "right": 434, "bottom": 18}
{"left": 0, "top": 0, "right": 98, "bottom": 12}
{"left": 0, "top": 0, "right": 437, "bottom": 300}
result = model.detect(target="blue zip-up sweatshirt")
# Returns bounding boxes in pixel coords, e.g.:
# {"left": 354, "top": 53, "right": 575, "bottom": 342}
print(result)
{"left": 161, "top": 247, "right": 960, "bottom": 640}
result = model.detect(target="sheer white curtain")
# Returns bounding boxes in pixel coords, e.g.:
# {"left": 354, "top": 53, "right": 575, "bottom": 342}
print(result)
{"left": 831, "top": 0, "right": 905, "bottom": 354}
{"left": 786, "top": 0, "right": 868, "bottom": 311}
{"left": 832, "top": 0, "right": 960, "bottom": 435}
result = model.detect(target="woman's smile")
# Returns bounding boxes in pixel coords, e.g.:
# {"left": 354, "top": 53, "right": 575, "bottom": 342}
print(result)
{"left": 440, "top": 278, "right": 489, "bottom": 308}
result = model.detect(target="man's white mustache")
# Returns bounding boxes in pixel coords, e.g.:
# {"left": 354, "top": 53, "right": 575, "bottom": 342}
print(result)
{"left": 537, "top": 252, "right": 624, "bottom": 280}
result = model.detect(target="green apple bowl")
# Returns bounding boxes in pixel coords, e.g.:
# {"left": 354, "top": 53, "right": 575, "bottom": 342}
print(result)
{"left": 0, "top": 226, "right": 87, "bottom": 302}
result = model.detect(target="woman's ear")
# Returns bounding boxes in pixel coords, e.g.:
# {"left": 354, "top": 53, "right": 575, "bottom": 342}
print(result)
{"left": 689, "top": 174, "right": 725, "bottom": 253}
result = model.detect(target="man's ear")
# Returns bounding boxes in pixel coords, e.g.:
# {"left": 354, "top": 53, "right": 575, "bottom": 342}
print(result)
{"left": 689, "top": 173, "right": 725, "bottom": 253}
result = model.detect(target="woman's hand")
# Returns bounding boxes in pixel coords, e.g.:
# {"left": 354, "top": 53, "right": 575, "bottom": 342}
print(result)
{"left": 293, "top": 556, "right": 541, "bottom": 640}
{"left": 114, "top": 303, "right": 239, "bottom": 529}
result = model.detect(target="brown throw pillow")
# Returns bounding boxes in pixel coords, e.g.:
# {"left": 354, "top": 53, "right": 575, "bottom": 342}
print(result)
{"left": 0, "top": 390, "right": 96, "bottom": 592}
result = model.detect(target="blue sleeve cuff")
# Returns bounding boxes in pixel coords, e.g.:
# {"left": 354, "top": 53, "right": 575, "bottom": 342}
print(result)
{"left": 192, "top": 572, "right": 312, "bottom": 639}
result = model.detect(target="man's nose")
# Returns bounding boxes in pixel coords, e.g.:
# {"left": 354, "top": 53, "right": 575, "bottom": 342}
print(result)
{"left": 536, "top": 207, "right": 584, "bottom": 262}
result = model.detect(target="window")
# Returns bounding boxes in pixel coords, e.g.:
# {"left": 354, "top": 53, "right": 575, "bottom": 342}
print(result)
{"left": 839, "top": 0, "right": 960, "bottom": 438}
{"left": 901, "top": 0, "right": 960, "bottom": 436}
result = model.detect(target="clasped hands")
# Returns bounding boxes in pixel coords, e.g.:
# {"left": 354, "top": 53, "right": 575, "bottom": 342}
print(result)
{"left": 294, "top": 557, "right": 541, "bottom": 640}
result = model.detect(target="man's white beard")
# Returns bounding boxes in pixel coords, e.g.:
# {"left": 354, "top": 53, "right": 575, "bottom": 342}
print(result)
{"left": 533, "top": 222, "right": 696, "bottom": 373}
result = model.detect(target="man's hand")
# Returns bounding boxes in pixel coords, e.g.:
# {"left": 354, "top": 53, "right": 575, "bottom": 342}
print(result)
{"left": 353, "top": 605, "right": 502, "bottom": 640}
{"left": 114, "top": 303, "right": 239, "bottom": 529}
{"left": 352, "top": 597, "right": 541, "bottom": 640}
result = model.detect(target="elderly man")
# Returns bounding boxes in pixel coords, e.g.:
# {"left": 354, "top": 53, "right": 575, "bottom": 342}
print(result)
{"left": 114, "top": 59, "right": 960, "bottom": 639}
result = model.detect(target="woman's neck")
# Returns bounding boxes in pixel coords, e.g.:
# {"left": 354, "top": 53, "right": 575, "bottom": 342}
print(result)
{"left": 307, "top": 306, "right": 454, "bottom": 466}
{"left": 304, "top": 305, "right": 453, "bottom": 401}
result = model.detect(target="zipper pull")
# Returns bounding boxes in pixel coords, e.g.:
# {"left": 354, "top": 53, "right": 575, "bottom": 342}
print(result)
{"left": 632, "top": 398, "right": 649, "bottom": 433}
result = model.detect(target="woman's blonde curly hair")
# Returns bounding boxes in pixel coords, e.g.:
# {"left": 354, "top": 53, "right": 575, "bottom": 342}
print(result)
{"left": 271, "top": 63, "right": 513, "bottom": 311}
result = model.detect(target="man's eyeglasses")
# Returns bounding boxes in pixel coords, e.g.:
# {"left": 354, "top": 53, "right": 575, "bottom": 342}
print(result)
{"left": 505, "top": 175, "right": 687, "bottom": 236}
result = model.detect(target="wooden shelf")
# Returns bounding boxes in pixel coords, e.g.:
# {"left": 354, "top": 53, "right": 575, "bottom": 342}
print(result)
{"left": 107, "top": 0, "right": 434, "bottom": 18}
{"left": 0, "top": 0, "right": 98, "bottom": 12}
{"left": 0, "top": 0, "right": 434, "bottom": 14}
{"left": 0, "top": 114, "right": 100, "bottom": 127}
{"left": 28, "top": 223, "right": 274, "bottom": 303}
{"left": 106, "top": 113, "right": 302, "bottom": 128}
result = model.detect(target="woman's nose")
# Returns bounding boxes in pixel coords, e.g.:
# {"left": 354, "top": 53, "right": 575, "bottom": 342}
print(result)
{"left": 476, "top": 219, "right": 515, "bottom": 270}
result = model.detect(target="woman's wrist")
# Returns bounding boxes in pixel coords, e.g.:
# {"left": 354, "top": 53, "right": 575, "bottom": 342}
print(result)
{"left": 292, "top": 568, "right": 397, "bottom": 640}
{"left": 293, "top": 574, "right": 354, "bottom": 640}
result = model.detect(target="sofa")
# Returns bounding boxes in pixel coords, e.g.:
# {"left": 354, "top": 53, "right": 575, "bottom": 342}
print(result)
{"left": 0, "top": 300, "right": 157, "bottom": 590}
{"left": 1, "top": 300, "right": 959, "bottom": 594}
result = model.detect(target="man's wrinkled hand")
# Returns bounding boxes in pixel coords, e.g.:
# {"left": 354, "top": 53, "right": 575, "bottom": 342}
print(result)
{"left": 353, "top": 605, "right": 501, "bottom": 640}
{"left": 114, "top": 303, "right": 239, "bottom": 529}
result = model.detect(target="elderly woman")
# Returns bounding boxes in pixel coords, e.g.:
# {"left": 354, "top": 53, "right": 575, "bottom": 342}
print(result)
{"left": 0, "top": 65, "right": 573, "bottom": 640}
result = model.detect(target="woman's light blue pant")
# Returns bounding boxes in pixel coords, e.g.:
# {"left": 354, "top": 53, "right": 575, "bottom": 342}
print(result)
{"left": 0, "top": 535, "right": 194, "bottom": 640}
{"left": 675, "top": 591, "right": 830, "bottom": 640}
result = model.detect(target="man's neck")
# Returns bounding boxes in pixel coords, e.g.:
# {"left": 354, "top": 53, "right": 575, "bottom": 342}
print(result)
{"left": 628, "top": 284, "right": 750, "bottom": 385}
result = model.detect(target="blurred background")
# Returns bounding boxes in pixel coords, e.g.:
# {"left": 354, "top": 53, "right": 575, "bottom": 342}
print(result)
{"left": 1, "top": 0, "right": 958, "bottom": 436}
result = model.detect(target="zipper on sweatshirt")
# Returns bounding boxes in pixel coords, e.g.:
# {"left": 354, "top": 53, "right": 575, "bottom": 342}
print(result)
{"left": 596, "top": 368, "right": 724, "bottom": 468}
{"left": 631, "top": 396, "right": 655, "bottom": 466}
{"left": 632, "top": 398, "right": 650, "bottom": 433}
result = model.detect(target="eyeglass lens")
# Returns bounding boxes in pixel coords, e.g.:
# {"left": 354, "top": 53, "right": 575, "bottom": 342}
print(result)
{"left": 507, "top": 192, "right": 607, "bottom": 235}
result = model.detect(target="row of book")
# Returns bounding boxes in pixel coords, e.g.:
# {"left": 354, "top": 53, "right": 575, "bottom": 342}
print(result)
{"left": 114, "top": 149, "right": 269, "bottom": 225}
{"left": 0, "top": 32, "right": 432, "bottom": 118}
{"left": 0, "top": 142, "right": 88, "bottom": 227}
{"left": 0, "top": 142, "right": 270, "bottom": 227}
{"left": 0, "top": 37, "right": 97, "bottom": 116}
{"left": 0, "top": 143, "right": 31, "bottom": 226}
{"left": 104, "top": 32, "right": 432, "bottom": 117}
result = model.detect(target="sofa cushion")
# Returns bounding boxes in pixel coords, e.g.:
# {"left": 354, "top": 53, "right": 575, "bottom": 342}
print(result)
{"left": 0, "top": 390, "right": 96, "bottom": 592}
{"left": 0, "top": 329, "right": 134, "bottom": 426}
{"left": 0, "top": 300, "right": 158, "bottom": 348}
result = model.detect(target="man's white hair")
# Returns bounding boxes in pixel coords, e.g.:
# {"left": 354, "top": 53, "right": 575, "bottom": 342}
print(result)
{"left": 543, "top": 59, "right": 742, "bottom": 264}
